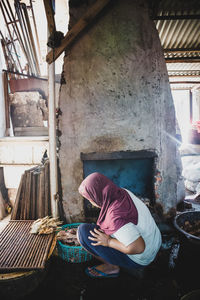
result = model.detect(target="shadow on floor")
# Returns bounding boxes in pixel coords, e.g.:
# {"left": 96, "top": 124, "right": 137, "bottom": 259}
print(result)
{"left": 9, "top": 240, "right": 199, "bottom": 300}
{"left": 1, "top": 224, "right": 200, "bottom": 300}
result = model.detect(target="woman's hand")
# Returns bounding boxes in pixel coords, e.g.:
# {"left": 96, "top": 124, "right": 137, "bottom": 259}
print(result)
{"left": 88, "top": 228, "right": 111, "bottom": 247}
{"left": 88, "top": 228, "right": 145, "bottom": 254}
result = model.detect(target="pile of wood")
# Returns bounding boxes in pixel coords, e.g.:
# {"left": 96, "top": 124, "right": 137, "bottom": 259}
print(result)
{"left": 11, "top": 159, "right": 51, "bottom": 220}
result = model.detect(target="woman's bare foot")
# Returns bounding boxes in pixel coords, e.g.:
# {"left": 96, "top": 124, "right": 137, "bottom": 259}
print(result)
{"left": 88, "top": 263, "right": 120, "bottom": 277}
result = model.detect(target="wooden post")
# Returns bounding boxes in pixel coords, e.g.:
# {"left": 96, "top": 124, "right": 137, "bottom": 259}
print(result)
{"left": 46, "top": 0, "right": 111, "bottom": 64}
{"left": 43, "top": 0, "right": 56, "bottom": 34}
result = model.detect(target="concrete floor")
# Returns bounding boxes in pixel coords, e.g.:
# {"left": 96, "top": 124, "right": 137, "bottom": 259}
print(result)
{"left": 0, "top": 201, "right": 200, "bottom": 300}
{"left": 1, "top": 226, "right": 200, "bottom": 300}
{"left": 15, "top": 245, "right": 200, "bottom": 300}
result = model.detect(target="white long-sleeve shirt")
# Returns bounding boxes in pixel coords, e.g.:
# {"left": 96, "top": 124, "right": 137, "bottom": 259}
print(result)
{"left": 112, "top": 189, "right": 162, "bottom": 266}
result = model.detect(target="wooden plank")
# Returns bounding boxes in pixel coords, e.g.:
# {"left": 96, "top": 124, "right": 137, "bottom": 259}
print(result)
{"left": 37, "top": 167, "right": 45, "bottom": 218}
{"left": 34, "top": 171, "right": 39, "bottom": 219}
{"left": 39, "top": 166, "right": 45, "bottom": 217}
{"left": 25, "top": 171, "right": 32, "bottom": 219}
{"left": 11, "top": 174, "right": 24, "bottom": 220}
{"left": 47, "top": 161, "right": 51, "bottom": 215}
{"left": 21, "top": 171, "right": 28, "bottom": 220}
{"left": 29, "top": 170, "right": 34, "bottom": 219}
{"left": 23, "top": 171, "right": 28, "bottom": 219}
{"left": 36, "top": 172, "right": 41, "bottom": 218}
{"left": 3, "top": 72, "right": 10, "bottom": 131}
{"left": 46, "top": 0, "right": 111, "bottom": 64}
{"left": 31, "top": 171, "right": 36, "bottom": 219}
{"left": 43, "top": 0, "right": 56, "bottom": 34}
{"left": 30, "top": 166, "right": 40, "bottom": 219}
{"left": 44, "top": 160, "right": 50, "bottom": 216}
{"left": 22, "top": 171, "right": 28, "bottom": 219}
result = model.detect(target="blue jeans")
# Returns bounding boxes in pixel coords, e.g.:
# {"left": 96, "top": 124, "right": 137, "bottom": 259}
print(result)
{"left": 77, "top": 223, "right": 143, "bottom": 270}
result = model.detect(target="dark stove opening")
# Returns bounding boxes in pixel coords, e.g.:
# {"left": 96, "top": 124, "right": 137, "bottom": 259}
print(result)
{"left": 81, "top": 151, "right": 157, "bottom": 219}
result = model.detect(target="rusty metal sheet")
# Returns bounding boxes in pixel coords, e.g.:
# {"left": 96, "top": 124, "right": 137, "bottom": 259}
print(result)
{"left": 9, "top": 77, "right": 48, "bottom": 100}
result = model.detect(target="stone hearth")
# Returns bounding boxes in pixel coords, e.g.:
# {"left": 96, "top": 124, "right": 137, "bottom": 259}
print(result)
{"left": 58, "top": 0, "right": 184, "bottom": 222}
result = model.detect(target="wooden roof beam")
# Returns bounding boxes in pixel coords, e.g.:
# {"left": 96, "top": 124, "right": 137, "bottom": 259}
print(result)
{"left": 169, "top": 81, "right": 200, "bottom": 84}
{"left": 166, "top": 58, "right": 200, "bottom": 63}
{"left": 46, "top": 0, "right": 111, "bottom": 64}
{"left": 153, "top": 15, "right": 200, "bottom": 20}
{"left": 164, "top": 49, "right": 200, "bottom": 53}
{"left": 169, "top": 74, "right": 200, "bottom": 77}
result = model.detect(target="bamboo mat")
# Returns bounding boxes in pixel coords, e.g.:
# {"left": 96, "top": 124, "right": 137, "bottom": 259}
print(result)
{"left": 0, "top": 220, "right": 55, "bottom": 271}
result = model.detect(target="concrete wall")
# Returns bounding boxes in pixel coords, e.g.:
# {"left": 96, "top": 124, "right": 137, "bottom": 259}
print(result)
{"left": 58, "top": 0, "right": 184, "bottom": 222}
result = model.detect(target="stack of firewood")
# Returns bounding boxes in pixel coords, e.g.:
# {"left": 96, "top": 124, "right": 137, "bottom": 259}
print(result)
{"left": 11, "top": 159, "right": 51, "bottom": 220}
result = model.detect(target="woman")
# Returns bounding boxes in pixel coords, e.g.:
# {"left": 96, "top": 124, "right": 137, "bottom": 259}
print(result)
{"left": 77, "top": 172, "right": 162, "bottom": 278}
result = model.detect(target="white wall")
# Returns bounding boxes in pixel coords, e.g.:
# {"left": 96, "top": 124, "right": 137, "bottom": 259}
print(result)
{"left": 192, "top": 90, "right": 200, "bottom": 122}
{"left": 0, "top": 137, "right": 49, "bottom": 188}
{"left": 172, "top": 90, "right": 190, "bottom": 143}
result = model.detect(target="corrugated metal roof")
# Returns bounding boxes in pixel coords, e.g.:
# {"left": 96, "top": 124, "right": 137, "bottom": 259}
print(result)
{"left": 149, "top": 0, "right": 200, "bottom": 86}
{"left": 156, "top": 19, "right": 200, "bottom": 50}
{"left": 167, "top": 62, "right": 200, "bottom": 72}
{"left": 150, "top": 0, "right": 200, "bottom": 53}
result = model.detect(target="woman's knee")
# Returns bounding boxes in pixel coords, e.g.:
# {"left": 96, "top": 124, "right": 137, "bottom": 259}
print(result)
{"left": 77, "top": 223, "right": 96, "bottom": 245}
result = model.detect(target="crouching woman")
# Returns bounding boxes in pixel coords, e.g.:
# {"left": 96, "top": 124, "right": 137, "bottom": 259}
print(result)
{"left": 77, "top": 172, "right": 162, "bottom": 278}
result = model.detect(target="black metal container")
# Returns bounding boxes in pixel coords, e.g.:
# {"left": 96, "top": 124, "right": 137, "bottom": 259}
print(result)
{"left": 174, "top": 211, "right": 200, "bottom": 244}
{"left": 173, "top": 211, "right": 200, "bottom": 292}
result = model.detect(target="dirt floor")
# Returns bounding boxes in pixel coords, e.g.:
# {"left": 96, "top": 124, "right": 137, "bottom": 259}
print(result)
{"left": 1, "top": 232, "right": 198, "bottom": 300}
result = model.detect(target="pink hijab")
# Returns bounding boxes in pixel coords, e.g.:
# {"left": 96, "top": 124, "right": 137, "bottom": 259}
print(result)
{"left": 79, "top": 172, "right": 138, "bottom": 235}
